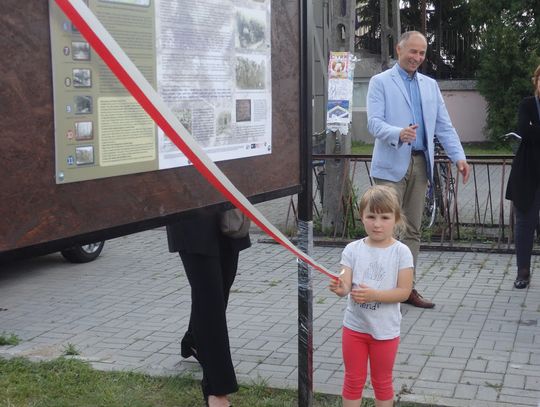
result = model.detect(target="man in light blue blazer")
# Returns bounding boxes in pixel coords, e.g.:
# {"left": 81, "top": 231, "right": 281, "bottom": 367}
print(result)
{"left": 367, "top": 31, "right": 470, "bottom": 308}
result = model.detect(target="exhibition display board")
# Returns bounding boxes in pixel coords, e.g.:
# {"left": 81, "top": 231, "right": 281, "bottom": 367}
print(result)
{"left": 0, "top": 0, "right": 301, "bottom": 253}
{"left": 49, "top": 0, "right": 273, "bottom": 183}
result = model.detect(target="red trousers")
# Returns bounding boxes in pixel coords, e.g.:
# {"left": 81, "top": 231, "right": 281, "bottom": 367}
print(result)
{"left": 342, "top": 326, "right": 399, "bottom": 401}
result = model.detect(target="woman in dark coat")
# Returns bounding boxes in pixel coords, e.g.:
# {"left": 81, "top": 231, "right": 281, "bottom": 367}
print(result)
{"left": 167, "top": 206, "right": 251, "bottom": 407}
{"left": 505, "top": 64, "right": 540, "bottom": 289}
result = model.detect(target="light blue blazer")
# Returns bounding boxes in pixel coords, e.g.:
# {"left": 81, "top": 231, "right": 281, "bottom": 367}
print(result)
{"left": 367, "top": 63, "right": 466, "bottom": 183}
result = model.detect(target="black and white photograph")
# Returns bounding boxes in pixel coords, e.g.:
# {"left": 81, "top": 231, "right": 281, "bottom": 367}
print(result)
{"left": 72, "top": 41, "right": 91, "bottom": 61}
{"left": 75, "top": 121, "right": 93, "bottom": 141}
{"left": 235, "top": 9, "right": 267, "bottom": 50}
{"left": 74, "top": 95, "right": 93, "bottom": 114}
{"left": 216, "top": 111, "right": 232, "bottom": 137}
{"left": 73, "top": 68, "right": 92, "bottom": 88}
{"left": 75, "top": 145, "right": 94, "bottom": 165}
{"left": 174, "top": 109, "right": 192, "bottom": 134}
{"left": 236, "top": 56, "right": 266, "bottom": 90}
{"left": 235, "top": 99, "right": 252, "bottom": 122}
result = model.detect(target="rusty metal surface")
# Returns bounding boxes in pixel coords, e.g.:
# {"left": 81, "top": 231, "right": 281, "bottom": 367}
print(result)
{"left": 0, "top": 0, "right": 301, "bottom": 251}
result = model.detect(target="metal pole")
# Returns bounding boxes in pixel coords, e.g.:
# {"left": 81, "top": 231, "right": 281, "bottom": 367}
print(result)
{"left": 298, "top": 0, "right": 314, "bottom": 405}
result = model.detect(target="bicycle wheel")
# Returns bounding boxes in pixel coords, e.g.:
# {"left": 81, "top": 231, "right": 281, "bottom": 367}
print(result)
{"left": 422, "top": 184, "right": 437, "bottom": 229}
{"left": 437, "top": 161, "right": 455, "bottom": 222}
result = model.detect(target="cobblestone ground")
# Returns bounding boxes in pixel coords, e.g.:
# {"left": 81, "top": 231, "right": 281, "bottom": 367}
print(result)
{"left": 1, "top": 224, "right": 539, "bottom": 406}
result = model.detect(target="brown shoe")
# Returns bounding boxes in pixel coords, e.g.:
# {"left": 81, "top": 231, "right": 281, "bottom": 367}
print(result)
{"left": 403, "top": 289, "right": 435, "bottom": 308}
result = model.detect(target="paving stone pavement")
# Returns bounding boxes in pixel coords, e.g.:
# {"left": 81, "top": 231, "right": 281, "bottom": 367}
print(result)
{"left": 1, "top": 200, "right": 539, "bottom": 407}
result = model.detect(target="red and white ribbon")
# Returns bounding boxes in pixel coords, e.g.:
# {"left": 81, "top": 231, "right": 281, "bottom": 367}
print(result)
{"left": 54, "top": 0, "right": 337, "bottom": 280}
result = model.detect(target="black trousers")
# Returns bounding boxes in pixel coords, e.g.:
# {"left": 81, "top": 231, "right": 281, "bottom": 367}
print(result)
{"left": 514, "top": 187, "right": 540, "bottom": 270}
{"left": 179, "top": 237, "right": 240, "bottom": 396}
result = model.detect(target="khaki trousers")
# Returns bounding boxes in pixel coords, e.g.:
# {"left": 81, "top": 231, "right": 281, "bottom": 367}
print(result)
{"left": 373, "top": 153, "right": 428, "bottom": 280}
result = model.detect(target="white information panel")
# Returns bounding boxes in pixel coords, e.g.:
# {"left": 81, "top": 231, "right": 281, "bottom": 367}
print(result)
{"left": 49, "top": 0, "right": 272, "bottom": 183}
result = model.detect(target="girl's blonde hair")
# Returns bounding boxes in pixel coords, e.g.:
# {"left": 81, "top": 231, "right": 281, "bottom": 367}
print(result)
{"left": 358, "top": 185, "right": 406, "bottom": 235}
{"left": 533, "top": 64, "right": 540, "bottom": 96}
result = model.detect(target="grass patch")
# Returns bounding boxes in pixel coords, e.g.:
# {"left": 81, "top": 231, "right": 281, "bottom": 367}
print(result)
{"left": 0, "top": 357, "right": 430, "bottom": 406}
{"left": 350, "top": 141, "right": 513, "bottom": 156}
{"left": 0, "top": 333, "right": 20, "bottom": 346}
{"left": 351, "top": 140, "right": 374, "bottom": 155}
{"left": 267, "top": 279, "right": 280, "bottom": 287}
{"left": 0, "top": 357, "right": 208, "bottom": 407}
{"left": 460, "top": 142, "right": 512, "bottom": 155}
{"left": 62, "top": 343, "right": 80, "bottom": 356}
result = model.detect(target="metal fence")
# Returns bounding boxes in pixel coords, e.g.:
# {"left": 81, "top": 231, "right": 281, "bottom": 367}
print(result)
{"left": 284, "top": 154, "right": 533, "bottom": 253}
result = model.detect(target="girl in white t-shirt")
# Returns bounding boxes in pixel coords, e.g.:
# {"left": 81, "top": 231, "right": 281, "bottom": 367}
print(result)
{"left": 329, "top": 185, "right": 414, "bottom": 407}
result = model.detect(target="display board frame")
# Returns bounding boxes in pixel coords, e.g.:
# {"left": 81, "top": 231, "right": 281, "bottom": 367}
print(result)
{"left": 0, "top": 0, "right": 301, "bottom": 254}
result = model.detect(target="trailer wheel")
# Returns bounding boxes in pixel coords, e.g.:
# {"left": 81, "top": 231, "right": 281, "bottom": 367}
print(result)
{"left": 60, "top": 241, "right": 105, "bottom": 263}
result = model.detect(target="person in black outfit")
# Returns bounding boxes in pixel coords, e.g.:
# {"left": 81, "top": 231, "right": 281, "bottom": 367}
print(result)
{"left": 505, "top": 64, "right": 540, "bottom": 289}
{"left": 167, "top": 206, "right": 251, "bottom": 407}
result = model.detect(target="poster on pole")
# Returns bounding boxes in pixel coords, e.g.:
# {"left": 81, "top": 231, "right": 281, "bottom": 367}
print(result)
{"left": 326, "top": 51, "right": 356, "bottom": 135}
{"left": 49, "top": 0, "right": 272, "bottom": 184}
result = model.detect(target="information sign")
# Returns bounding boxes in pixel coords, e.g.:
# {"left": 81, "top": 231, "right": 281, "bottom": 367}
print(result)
{"left": 49, "top": 0, "right": 272, "bottom": 183}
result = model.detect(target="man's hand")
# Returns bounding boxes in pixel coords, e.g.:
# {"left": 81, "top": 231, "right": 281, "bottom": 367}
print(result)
{"left": 456, "top": 159, "right": 470, "bottom": 184}
{"left": 400, "top": 124, "right": 418, "bottom": 144}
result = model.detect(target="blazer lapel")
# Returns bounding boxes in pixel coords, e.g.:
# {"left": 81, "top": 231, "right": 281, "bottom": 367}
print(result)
{"left": 390, "top": 65, "right": 412, "bottom": 111}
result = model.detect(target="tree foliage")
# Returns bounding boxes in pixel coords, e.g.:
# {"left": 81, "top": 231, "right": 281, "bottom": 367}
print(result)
{"left": 356, "top": 0, "right": 540, "bottom": 142}
{"left": 470, "top": 0, "right": 540, "bottom": 142}
{"left": 356, "top": 0, "right": 480, "bottom": 79}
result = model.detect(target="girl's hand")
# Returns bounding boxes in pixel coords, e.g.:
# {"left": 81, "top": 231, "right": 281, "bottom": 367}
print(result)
{"left": 329, "top": 277, "right": 348, "bottom": 297}
{"left": 351, "top": 283, "right": 377, "bottom": 304}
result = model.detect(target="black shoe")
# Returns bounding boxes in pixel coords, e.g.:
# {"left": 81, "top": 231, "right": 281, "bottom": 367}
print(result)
{"left": 514, "top": 269, "right": 530, "bottom": 289}
{"left": 514, "top": 277, "right": 530, "bottom": 289}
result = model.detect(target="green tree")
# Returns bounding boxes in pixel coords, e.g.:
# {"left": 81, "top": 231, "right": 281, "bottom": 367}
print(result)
{"left": 471, "top": 0, "right": 540, "bottom": 142}
{"left": 356, "top": 0, "right": 480, "bottom": 79}
{"left": 423, "top": 1, "right": 480, "bottom": 79}
{"left": 355, "top": 0, "right": 382, "bottom": 53}
{"left": 355, "top": 1, "right": 539, "bottom": 140}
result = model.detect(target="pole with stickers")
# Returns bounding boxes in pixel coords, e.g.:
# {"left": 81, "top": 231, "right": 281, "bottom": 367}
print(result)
{"left": 322, "top": 51, "right": 357, "bottom": 235}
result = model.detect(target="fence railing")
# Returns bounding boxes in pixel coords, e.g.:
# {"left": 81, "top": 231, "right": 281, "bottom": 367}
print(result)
{"left": 284, "top": 154, "right": 532, "bottom": 253}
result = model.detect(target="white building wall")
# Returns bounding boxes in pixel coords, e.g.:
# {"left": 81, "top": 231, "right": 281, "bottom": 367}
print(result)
{"left": 352, "top": 77, "right": 488, "bottom": 144}
{"left": 442, "top": 89, "right": 487, "bottom": 143}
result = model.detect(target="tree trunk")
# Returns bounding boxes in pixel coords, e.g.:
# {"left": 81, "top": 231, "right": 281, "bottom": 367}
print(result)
{"left": 322, "top": 130, "right": 351, "bottom": 234}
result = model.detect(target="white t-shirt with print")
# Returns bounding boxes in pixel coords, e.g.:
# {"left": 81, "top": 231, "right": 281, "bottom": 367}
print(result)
{"left": 340, "top": 238, "right": 413, "bottom": 340}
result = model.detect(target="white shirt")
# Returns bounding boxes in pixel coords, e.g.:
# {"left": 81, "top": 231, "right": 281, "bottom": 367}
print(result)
{"left": 340, "top": 238, "right": 413, "bottom": 340}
